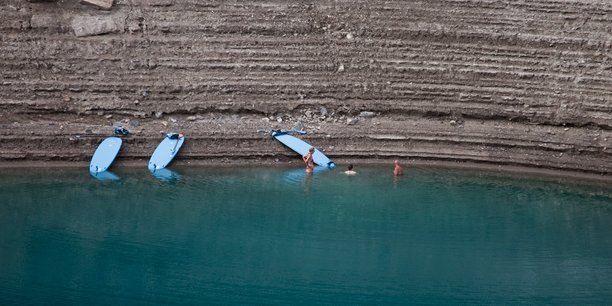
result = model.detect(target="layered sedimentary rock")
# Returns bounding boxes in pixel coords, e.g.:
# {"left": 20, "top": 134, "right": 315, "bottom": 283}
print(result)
{"left": 0, "top": 0, "right": 611, "bottom": 174}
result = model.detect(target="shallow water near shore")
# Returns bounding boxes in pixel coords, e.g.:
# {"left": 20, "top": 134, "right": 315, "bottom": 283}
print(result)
{"left": 1, "top": 166, "right": 611, "bottom": 305}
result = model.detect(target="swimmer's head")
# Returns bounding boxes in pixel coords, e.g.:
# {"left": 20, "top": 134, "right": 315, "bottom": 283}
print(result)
{"left": 394, "top": 160, "right": 400, "bottom": 165}
{"left": 348, "top": 164, "right": 353, "bottom": 170}
{"left": 309, "top": 147, "right": 315, "bottom": 153}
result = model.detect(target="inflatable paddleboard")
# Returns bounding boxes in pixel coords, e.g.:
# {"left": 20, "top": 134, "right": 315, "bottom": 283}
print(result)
{"left": 272, "top": 132, "right": 336, "bottom": 168}
{"left": 148, "top": 133, "right": 185, "bottom": 171}
{"left": 90, "top": 137, "right": 122, "bottom": 173}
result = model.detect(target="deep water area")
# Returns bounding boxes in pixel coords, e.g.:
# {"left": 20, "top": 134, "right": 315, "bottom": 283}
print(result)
{"left": 1, "top": 167, "right": 611, "bottom": 305}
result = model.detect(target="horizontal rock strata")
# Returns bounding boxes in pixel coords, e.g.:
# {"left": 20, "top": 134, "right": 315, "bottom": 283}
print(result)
{"left": 0, "top": 0, "right": 611, "bottom": 175}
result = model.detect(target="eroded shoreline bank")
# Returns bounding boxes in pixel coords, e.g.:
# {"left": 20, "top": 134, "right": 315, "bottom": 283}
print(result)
{"left": 1, "top": 0, "right": 611, "bottom": 177}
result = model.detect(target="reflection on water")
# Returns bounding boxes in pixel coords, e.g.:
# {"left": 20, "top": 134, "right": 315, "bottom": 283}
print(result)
{"left": 89, "top": 170, "right": 120, "bottom": 181}
{"left": 149, "top": 168, "right": 181, "bottom": 182}
{"left": 0, "top": 166, "right": 611, "bottom": 305}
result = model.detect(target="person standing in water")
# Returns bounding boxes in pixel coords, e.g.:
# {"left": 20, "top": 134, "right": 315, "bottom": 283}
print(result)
{"left": 344, "top": 164, "right": 357, "bottom": 175}
{"left": 393, "top": 160, "right": 403, "bottom": 176}
{"left": 303, "top": 147, "right": 315, "bottom": 174}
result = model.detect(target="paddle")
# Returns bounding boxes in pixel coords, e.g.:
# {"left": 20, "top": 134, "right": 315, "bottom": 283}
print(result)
{"left": 257, "top": 129, "right": 307, "bottom": 136}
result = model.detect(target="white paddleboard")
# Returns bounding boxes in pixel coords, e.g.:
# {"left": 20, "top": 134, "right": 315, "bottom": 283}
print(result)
{"left": 273, "top": 132, "right": 336, "bottom": 168}
{"left": 90, "top": 137, "right": 122, "bottom": 173}
{"left": 148, "top": 133, "right": 185, "bottom": 171}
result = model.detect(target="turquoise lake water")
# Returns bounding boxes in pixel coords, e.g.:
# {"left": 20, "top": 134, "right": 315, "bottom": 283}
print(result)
{"left": 1, "top": 166, "right": 611, "bottom": 305}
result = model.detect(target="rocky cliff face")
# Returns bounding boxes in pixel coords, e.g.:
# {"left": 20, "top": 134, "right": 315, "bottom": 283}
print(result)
{"left": 1, "top": 0, "right": 611, "bottom": 174}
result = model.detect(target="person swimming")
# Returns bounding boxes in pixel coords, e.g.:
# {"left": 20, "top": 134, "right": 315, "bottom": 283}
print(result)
{"left": 393, "top": 160, "right": 403, "bottom": 176}
{"left": 303, "top": 146, "right": 315, "bottom": 174}
{"left": 344, "top": 164, "right": 357, "bottom": 175}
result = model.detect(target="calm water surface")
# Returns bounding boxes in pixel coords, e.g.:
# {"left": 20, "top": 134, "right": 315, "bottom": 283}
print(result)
{"left": 0, "top": 167, "right": 611, "bottom": 305}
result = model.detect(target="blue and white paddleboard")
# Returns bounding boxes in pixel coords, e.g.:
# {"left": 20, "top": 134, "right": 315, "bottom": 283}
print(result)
{"left": 273, "top": 132, "right": 336, "bottom": 168}
{"left": 90, "top": 137, "right": 122, "bottom": 173}
{"left": 148, "top": 133, "right": 185, "bottom": 171}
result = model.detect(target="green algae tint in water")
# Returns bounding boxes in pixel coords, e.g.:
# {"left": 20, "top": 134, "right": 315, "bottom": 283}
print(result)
{"left": 0, "top": 167, "right": 611, "bottom": 305}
